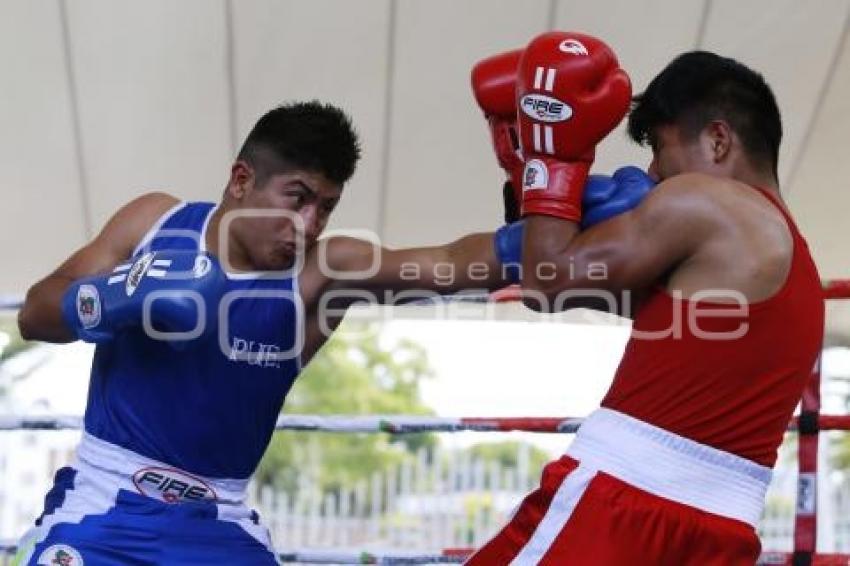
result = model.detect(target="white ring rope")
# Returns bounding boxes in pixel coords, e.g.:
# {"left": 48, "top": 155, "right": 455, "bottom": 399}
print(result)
{"left": 0, "top": 295, "right": 23, "bottom": 311}
{"left": 2, "top": 414, "right": 850, "bottom": 433}
{"left": 0, "top": 415, "right": 583, "bottom": 433}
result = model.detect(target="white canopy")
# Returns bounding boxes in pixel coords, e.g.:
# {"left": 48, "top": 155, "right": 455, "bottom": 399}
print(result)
{"left": 1, "top": 0, "right": 848, "bottom": 336}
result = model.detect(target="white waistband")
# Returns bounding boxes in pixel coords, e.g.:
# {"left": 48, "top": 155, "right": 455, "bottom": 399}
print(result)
{"left": 566, "top": 408, "right": 771, "bottom": 527}
{"left": 76, "top": 432, "right": 250, "bottom": 504}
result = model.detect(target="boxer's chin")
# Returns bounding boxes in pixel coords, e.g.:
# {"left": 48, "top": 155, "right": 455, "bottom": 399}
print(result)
{"left": 265, "top": 248, "right": 296, "bottom": 271}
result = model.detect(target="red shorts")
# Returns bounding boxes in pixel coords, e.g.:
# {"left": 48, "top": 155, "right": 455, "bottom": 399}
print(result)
{"left": 466, "top": 409, "right": 769, "bottom": 566}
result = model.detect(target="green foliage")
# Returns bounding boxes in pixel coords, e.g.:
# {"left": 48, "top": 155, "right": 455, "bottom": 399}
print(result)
{"left": 0, "top": 316, "right": 33, "bottom": 398}
{"left": 831, "top": 387, "right": 850, "bottom": 474}
{"left": 466, "top": 441, "right": 550, "bottom": 472}
{"left": 0, "top": 316, "right": 30, "bottom": 362}
{"left": 833, "top": 437, "right": 850, "bottom": 471}
{"left": 255, "top": 322, "right": 436, "bottom": 496}
{"left": 453, "top": 441, "right": 551, "bottom": 543}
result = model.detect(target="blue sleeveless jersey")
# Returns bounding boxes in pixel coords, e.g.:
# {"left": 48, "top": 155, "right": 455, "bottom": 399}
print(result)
{"left": 84, "top": 202, "right": 302, "bottom": 479}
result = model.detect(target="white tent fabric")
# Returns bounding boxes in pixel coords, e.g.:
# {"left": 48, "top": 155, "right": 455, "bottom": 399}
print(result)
{"left": 1, "top": 0, "right": 848, "bottom": 333}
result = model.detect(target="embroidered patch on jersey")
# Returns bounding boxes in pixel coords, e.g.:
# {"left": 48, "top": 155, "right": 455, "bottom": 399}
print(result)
{"left": 192, "top": 254, "right": 212, "bottom": 279}
{"left": 76, "top": 285, "right": 101, "bottom": 329}
{"left": 126, "top": 252, "right": 156, "bottom": 297}
{"left": 37, "top": 544, "right": 83, "bottom": 566}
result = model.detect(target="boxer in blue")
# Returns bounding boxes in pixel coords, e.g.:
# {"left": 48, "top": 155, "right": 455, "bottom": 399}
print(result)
{"left": 15, "top": 98, "right": 651, "bottom": 565}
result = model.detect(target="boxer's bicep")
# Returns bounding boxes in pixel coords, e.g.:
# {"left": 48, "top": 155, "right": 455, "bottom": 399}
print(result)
{"left": 18, "top": 192, "right": 178, "bottom": 341}
{"left": 55, "top": 192, "right": 180, "bottom": 279}
{"left": 565, "top": 182, "right": 714, "bottom": 296}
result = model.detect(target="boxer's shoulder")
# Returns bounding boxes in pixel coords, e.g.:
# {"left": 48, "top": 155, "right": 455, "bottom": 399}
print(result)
{"left": 655, "top": 173, "right": 769, "bottom": 207}
{"left": 651, "top": 172, "right": 723, "bottom": 199}
{"left": 643, "top": 173, "right": 763, "bottom": 223}
{"left": 625, "top": 173, "right": 721, "bottom": 227}
{"left": 117, "top": 191, "right": 181, "bottom": 226}
{"left": 297, "top": 235, "right": 365, "bottom": 300}
{"left": 45, "top": 192, "right": 183, "bottom": 292}
{"left": 88, "top": 192, "right": 181, "bottom": 263}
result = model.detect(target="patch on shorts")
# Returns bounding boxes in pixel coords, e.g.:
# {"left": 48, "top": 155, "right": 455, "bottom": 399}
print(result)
{"left": 132, "top": 466, "right": 218, "bottom": 503}
{"left": 36, "top": 544, "right": 83, "bottom": 566}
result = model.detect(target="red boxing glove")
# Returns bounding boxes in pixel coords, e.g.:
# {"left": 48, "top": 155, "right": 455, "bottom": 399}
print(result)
{"left": 517, "top": 32, "right": 631, "bottom": 221}
{"left": 471, "top": 49, "right": 525, "bottom": 209}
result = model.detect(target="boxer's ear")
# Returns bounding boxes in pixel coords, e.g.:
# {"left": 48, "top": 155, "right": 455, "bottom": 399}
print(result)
{"left": 227, "top": 161, "right": 255, "bottom": 199}
{"left": 703, "top": 120, "right": 732, "bottom": 164}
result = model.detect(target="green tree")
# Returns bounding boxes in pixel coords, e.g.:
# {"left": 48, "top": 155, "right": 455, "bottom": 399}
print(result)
{"left": 0, "top": 316, "right": 37, "bottom": 399}
{"left": 0, "top": 316, "right": 31, "bottom": 362}
{"left": 831, "top": 373, "right": 850, "bottom": 475}
{"left": 457, "top": 441, "right": 551, "bottom": 544}
{"left": 467, "top": 440, "right": 550, "bottom": 473}
{"left": 255, "top": 322, "right": 436, "bottom": 496}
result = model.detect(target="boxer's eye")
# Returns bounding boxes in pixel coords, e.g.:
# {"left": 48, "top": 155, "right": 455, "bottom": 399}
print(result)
{"left": 284, "top": 189, "right": 311, "bottom": 208}
{"left": 283, "top": 182, "right": 317, "bottom": 209}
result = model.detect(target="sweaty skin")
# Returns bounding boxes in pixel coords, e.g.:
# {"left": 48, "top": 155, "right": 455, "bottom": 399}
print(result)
{"left": 17, "top": 192, "right": 179, "bottom": 343}
{"left": 18, "top": 160, "right": 508, "bottom": 364}
{"left": 521, "top": 121, "right": 793, "bottom": 314}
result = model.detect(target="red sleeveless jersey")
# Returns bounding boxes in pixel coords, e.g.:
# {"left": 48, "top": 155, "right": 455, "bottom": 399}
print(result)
{"left": 601, "top": 188, "right": 824, "bottom": 467}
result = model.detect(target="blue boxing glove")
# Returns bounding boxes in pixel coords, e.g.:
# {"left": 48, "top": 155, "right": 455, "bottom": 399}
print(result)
{"left": 494, "top": 220, "right": 524, "bottom": 284}
{"left": 582, "top": 166, "right": 655, "bottom": 228}
{"left": 494, "top": 166, "right": 655, "bottom": 280}
{"left": 62, "top": 250, "right": 226, "bottom": 344}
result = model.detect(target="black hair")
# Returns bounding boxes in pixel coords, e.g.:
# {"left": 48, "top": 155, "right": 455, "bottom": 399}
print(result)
{"left": 628, "top": 51, "right": 782, "bottom": 176}
{"left": 238, "top": 101, "right": 361, "bottom": 186}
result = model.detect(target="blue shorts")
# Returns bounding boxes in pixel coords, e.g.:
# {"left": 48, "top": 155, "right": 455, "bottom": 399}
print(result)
{"left": 15, "top": 436, "right": 279, "bottom": 566}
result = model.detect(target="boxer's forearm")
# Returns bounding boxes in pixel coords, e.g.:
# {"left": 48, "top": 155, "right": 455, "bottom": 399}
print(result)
{"left": 522, "top": 215, "right": 581, "bottom": 291}
{"left": 319, "top": 232, "right": 511, "bottom": 300}
{"left": 18, "top": 275, "right": 77, "bottom": 343}
{"left": 438, "top": 232, "right": 511, "bottom": 292}
{"left": 521, "top": 215, "right": 624, "bottom": 313}
{"left": 369, "top": 231, "right": 510, "bottom": 296}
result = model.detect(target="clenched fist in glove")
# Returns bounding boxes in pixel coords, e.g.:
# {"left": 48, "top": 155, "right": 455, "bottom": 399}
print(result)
{"left": 471, "top": 49, "right": 525, "bottom": 222}
{"left": 517, "top": 32, "right": 631, "bottom": 222}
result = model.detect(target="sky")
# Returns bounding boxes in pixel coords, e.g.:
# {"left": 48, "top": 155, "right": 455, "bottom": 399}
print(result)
{"left": 378, "top": 316, "right": 631, "bottom": 456}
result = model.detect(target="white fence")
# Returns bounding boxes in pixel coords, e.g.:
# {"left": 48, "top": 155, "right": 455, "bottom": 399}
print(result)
{"left": 253, "top": 445, "right": 538, "bottom": 551}
{"left": 249, "top": 445, "right": 850, "bottom": 554}
{"left": 3, "top": 442, "right": 850, "bottom": 559}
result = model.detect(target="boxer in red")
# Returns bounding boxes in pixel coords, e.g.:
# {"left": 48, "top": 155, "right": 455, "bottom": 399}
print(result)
{"left": 468, "top": 35, "right": 824, "bottom": 565}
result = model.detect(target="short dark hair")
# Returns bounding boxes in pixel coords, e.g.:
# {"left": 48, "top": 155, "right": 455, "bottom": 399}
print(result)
{"left": 628, "top": 51, "right": 782, "bottom": 176}
{"left": 238, "top": 101, "right": 361, "bottom": 186}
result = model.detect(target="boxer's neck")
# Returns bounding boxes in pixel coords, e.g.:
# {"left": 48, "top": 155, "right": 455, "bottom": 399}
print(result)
{"left": 204, "top": 203, "right": 255, "bottom": 272}
{"left": 730, "top": 163, "right": 780, "bottom": 196}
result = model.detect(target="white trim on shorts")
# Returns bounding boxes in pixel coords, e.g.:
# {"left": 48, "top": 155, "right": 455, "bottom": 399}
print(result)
{"left": 16, "top": 433, "right": 274, "bottom": 564}
{"left": 510, "top": 408, "right": 771, "bottom": 565}
{"left": 77, "top": 432, "right": 251, "bottom": 503}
